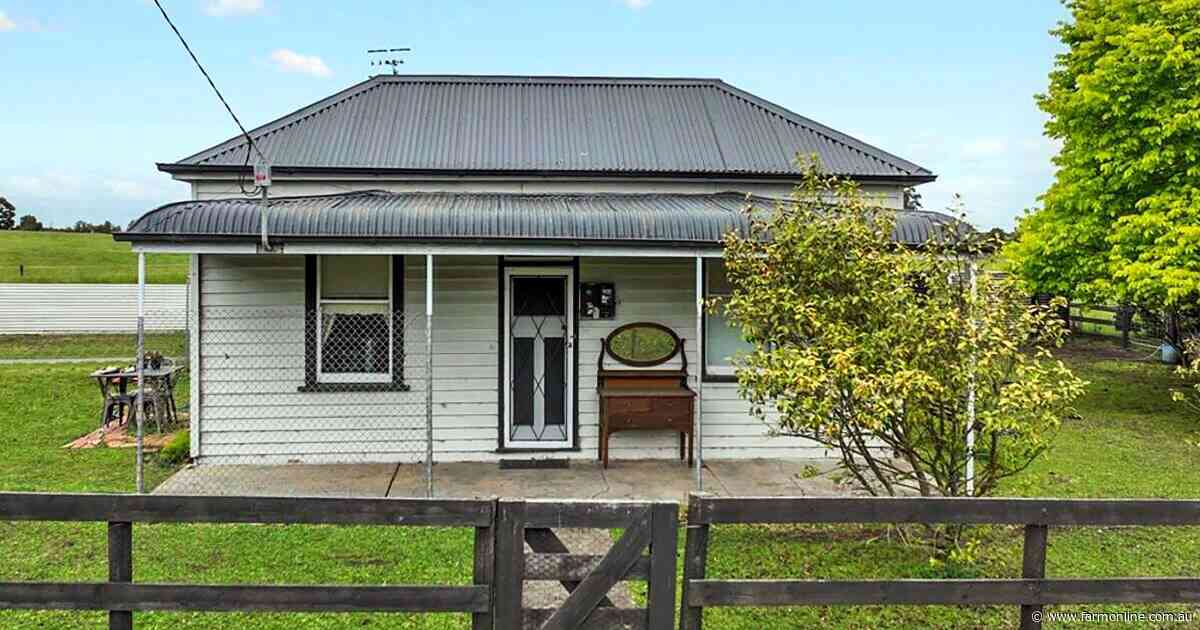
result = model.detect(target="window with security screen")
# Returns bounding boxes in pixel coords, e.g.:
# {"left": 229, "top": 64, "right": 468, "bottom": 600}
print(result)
{"left": 303, "top": 255, "right": 405, "bottom": 390}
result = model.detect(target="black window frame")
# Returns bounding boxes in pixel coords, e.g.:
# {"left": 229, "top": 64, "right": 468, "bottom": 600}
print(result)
{"left": 299, "top": 254, "right": 409, "bottom": 392}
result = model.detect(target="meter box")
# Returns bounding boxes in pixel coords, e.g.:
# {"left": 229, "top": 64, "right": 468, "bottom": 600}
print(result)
{"left": 580, "top": 282, "right": 616, "bottom": 319}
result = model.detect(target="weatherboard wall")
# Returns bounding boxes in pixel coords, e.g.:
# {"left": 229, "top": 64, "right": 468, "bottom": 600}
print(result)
{"left": 194, "top": 253, "right": 826, "bottom": 464}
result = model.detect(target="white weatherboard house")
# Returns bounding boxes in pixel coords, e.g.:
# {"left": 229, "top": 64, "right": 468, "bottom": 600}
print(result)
{"left": 118, "top": 75, "right": 945, "bottom": 467}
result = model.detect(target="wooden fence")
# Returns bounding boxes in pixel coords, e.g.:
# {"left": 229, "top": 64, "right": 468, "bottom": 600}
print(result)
{"left": 679, "top": 493, "right": 1200, "bottom": 630}
{"left": 0, "top": 493, "right": 495, "bottom": 629}
{"left": 0, "top": 493, "right": 676, "bottom": 630}
{"left": 5, "top": 492, "right": 1200, "bottom": 629}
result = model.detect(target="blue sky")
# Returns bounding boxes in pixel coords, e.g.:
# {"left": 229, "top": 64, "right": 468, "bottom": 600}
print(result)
{"left": 0, "top": 0, "right": 1067, "bottom": 229}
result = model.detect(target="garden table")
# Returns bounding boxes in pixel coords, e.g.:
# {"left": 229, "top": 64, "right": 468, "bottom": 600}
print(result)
{"left": 89, "top": 364, "right": 184, "bottom": 432}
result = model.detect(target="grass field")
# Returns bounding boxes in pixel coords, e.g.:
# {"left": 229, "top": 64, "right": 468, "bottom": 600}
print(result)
{"left": 0, "top": 337, "right": 1197, "bottom": 628}
{"left": 0, "top": 332, "right": 186, "bottom": 359}
{"left": 0, "top": 231, "right": 188, "bottom": 284}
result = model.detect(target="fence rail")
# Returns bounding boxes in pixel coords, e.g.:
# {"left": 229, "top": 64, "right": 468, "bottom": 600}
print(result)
{"left": 0, "top": 493, "right": 676, "bottom": 630}
{"left": 7, "top": 492, "right": 1200, "bottom": 629}
{"left": 0, "top": 492, "right": 497, "bottom": 629}
{"left": 679, "top": 494, "right": 1200, "bottom": 630}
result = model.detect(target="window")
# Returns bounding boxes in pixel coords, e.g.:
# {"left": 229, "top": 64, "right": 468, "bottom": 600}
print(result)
{"left": 704, "top": 259, "right": 754, "bottom": 379}
{"left": 302, "top": 255, "right": 405, "bottom": 390}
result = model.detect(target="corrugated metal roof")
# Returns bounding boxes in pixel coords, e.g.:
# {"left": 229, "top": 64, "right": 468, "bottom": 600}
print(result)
{"left": 167, "top": 75, "right": 933, "bottom": 180}
{"left": 121, "top": 191, "right": 958, "bottom": 247}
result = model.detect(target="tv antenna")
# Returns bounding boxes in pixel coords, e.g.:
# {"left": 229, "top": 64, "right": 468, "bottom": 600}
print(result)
{"left": 369, "top": 47, "right": 411, "bottom": 75}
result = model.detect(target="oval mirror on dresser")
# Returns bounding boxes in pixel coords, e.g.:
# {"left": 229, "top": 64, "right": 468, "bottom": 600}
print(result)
{"left": 604, "top": 322, "right": 681, "bottom": 367}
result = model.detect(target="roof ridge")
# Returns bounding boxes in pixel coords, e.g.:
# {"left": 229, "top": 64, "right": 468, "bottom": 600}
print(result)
{"left": 369, "top": 74, "right": 726, "bottom": 84}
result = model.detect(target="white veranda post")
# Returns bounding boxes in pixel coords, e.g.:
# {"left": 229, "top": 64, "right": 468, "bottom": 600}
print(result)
{"left": 694, "top": 255, "right": 704, "bottom": 490}
{"left": 425, "top": 254, "right": 434, "bottom": 497}
{"left": 136, "top": 252, "right": 146, "bottom": 494}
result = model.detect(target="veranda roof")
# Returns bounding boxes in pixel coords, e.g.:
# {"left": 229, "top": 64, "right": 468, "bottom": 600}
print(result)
{"left": 116, "top": 191, "right": 958, "bottom": 248}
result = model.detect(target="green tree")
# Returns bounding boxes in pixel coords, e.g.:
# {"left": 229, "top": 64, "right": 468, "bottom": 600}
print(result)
{"left": 718, "top": 166, "right": 1085, "bottom": 499}
{"left": 1008, "top": 0, "right": 1200, "bottom": 307}
{"left": 17, "top": 214, "right": 43, "bottom": 231}
{"left": 0, "top": 197, "right": 14, "bottom": 230}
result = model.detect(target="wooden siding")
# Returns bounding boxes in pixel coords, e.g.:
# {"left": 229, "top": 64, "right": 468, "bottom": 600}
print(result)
{"left": 196, "top": 254, "right": 824, "bottom": 464}
{"left": 578, "top": 258, "right": 825, "bottom": 460}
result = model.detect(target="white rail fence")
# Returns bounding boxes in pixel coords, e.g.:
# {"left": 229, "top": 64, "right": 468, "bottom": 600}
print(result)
{"left": 0, "top": 283, "right": 187, "bottom": 334}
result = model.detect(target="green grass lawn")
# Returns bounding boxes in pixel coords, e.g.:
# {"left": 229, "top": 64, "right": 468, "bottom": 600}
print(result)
{"left": 0, "top": 336, "right": 1197, "bottom": 628}
{"left": 0, "top": 231, "right": 188, "bottom": 284}
{"left": 696, "top": 337, "right": 1200, "bottom": 629}
{"left": 0, "top": 332, "right": 187, "bottom": 360}
{"left": 0, "top": 359, "right": 473, "bottom": 629}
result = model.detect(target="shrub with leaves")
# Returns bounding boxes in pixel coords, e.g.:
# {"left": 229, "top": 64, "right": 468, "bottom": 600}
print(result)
{"left": 158, "top": 430, "right": 190, "bottom": 467}
{"left": 718, "top": 165, "right": 1086, "bottom": 498}
{"left": 1173, "top": 338, "right": 1200, "bottom": 443}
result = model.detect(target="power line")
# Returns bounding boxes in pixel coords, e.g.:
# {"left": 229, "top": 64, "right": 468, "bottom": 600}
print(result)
{"left": 150, "top": 0, "right": 266, "bottom": 164}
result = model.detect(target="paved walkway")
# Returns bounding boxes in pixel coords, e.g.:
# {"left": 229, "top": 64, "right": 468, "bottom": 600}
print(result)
{"left": 155, "top": 458, "right": 852, "bottom": 500}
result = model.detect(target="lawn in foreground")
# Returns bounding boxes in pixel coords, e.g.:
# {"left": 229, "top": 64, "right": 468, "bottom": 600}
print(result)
{"left": 0, "top": 231, "right": 187, "bottom": 284}
{"left": 0, "top": 361, "right": 474, "bottom": 629}
{"left": 696, "top": 337, "right": 1200, "bottom": 629}
{"left": 2, "top": 339, "right": 1198, "bottom": 628}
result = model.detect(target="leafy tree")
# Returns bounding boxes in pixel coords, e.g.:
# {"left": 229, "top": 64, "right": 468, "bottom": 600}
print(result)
{"left": 1008, "top": 0, "right": 1200, "bottom": 307}
{"left": 718, "top": 166, "right": 1085, "bottom": 499}
{"left": 0, "top": 197, "right": 14, "bottom": 230}
{"left": 16, "top": 214, "right": 43, "bottom": 231}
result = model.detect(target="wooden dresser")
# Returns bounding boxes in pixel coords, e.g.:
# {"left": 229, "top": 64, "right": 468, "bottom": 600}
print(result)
{"left": 597, "top": 329, "right": 696, "bottom": 468}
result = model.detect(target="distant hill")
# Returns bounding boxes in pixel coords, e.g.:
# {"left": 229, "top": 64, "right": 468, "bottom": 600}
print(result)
{"left": 0, "top": 231, "right": 188, "bottom": 284}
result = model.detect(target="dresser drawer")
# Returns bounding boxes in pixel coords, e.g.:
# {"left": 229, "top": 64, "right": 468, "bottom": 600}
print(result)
{"left": 607, "top": 398, "right": 653, "bottom": 414}
{"left": 653, "top": 397, "right": 692, "bottom": 418}
{"left": 608, "top": 414, "right": 675, "bottom": 430}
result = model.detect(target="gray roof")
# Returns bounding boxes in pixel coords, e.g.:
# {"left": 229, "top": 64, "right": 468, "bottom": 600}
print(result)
{"left": 164, "top": 75, "right": 933, "bottom": 181}
{"left": 119, "top": 191, "right": 958, "bottom": 247}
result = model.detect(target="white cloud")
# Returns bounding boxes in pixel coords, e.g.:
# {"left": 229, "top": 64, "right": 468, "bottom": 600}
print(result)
{"left": 204, "top": 0, "right": 264, "bottom": 17}
{"left": 269, "top": 48, "right": 333, "bottom": 77}
{"left": 103, "top": 179, "right": 173, "bottom": 201}
{"left": 961, "top": 137, "right": 1009, "bottom": 159}
{"left": 622, "top": 0, "right": 651, "bottom": 9}
{"left": 3, "top": 173, "right": 84, "bottom": 200}
{"left": 0, "top": 11, "right": 17, "bottom": 31}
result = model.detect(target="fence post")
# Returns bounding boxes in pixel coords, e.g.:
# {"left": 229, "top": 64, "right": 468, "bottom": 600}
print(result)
{"left": 493, "top": 498, "right": 525, "bottom": 629}
{"left": 471, "top": 498, "right": 497, "bottom": 630}
{"left": 647, "top": 501, "right": 679, "bottom": 629}
{"left": 107, "top": 521, "right": 133, "bottom": 630}
{"left": 1019, "top": 524, "right": 1048, "bottom": 630}
{"left": 680, "top": 493, "right": 710, "bottom": 630}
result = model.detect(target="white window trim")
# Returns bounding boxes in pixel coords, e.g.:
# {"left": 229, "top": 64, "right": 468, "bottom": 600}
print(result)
{"left": 316, "top": 255, "right": 393, "bottom": 384}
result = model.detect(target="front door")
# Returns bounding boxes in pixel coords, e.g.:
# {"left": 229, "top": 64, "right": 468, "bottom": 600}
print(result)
{"left": 503, "top": 267, "right": 574, "bottom": 449}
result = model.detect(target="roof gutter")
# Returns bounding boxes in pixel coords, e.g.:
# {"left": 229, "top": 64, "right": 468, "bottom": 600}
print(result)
{"left": 113, "top": 232, "right": 731, "bottom": 248}
{"left": 155, "top": 163, "right": 938, "bottom": 185}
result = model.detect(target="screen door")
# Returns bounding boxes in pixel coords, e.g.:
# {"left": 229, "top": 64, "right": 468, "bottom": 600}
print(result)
{"left": 503, "top": 268, "right": 574, "bottom": 449}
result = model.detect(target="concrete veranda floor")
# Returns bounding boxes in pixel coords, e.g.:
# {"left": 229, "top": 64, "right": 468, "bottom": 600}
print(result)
{"left": 154, "top": 458, "right": 853, "bottom": 499}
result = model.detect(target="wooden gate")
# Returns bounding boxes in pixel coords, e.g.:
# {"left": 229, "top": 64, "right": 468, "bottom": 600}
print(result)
{"left": 492, "top": 499, "right": 678, "bottom": 630}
